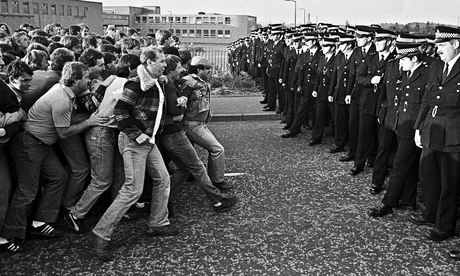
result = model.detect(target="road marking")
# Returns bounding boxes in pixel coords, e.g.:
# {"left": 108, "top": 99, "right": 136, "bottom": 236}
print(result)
{"left": 224, "top": 173, "right": 247, "bottom": 177}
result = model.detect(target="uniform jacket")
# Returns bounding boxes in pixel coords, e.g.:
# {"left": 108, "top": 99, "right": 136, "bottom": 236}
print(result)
{"left": 376, "top": 59, "right": 402, "bottom": 130}
{"left": 299, "top": 48, "right": 322, "bottom": 97}
{"left": 281, "top": 47, "right": 298, "bottom": 86}
{"left": 314, "top": 54, "right": 336, "bottom": 102}
{"left": 349, "top": 44, "right": 377, "bottom": 101}
{"left": 396, "top": 62, "right": 429, "bottom": 139}
{"left": 329, "top": 52, "right": 354, "bottom": 104}
{"left": 291, "top": 50, "right": 307, "bottom": 89}
{"left": 415, "top": 58, "right": 460, "bottom": 152}
{"left": 357, "top": 50, "right": 396, "bottom": 115}
{"left": 267, "top": 40, "right": 286, "bottom": 78}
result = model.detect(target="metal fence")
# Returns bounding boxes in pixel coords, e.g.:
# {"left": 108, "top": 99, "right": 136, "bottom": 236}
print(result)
{"left": 186, "top": 46, "right": 228, "bottom": 72}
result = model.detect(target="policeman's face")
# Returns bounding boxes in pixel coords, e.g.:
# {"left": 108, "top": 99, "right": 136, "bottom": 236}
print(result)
{"left": 338, "top": 43, "right": 347, "bottom": 53}
{"left": 375, "top": 38, "right": 390, "bottom": 52}
{"left": 356, "top": 36, "right": 370, "bottom": 48}
{"left": 304, "top": 39, "right": 314, "bottom": 49}
{"left": 400, "top": 56, "right": 417, "bottom": 71}
{"left": 437, "top": 40, "right": 459, "bottom": 63}
{"left": 321, "top": 45, "right": 333, "bottom": 55}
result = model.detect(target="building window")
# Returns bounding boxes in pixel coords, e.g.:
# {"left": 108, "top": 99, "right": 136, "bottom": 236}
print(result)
{"left": 168, "top": 16, "right": 173, "bottom": 23}
{"left": 42, "top": 3, "right": 48, "bottom": 15}
{"left": 59, "top": 5, "right": 64, "bottom": 15}
{"left": 218, "top": 17, "right": 223, "bottom": 24}
{"left": 175, "top": 17, "right": 180, "bottom": 24}
{"left": 161, "top": 17, "right": 166, "bottom": 24}
{"left": 196, "top": 17, "right": 202, "bottom": 24}
{"left": 225, "top": 17, "right": 231, "bottom": 25}
{"left": 148, "top": 17, "right": 153, "bottom": 24}
{"left": 74, "top": 6, "right": 78, "bottom": 16}
{"left": 189, "top": 17, "right": 195, "bottom": 24}
{"left": 210, "top": 17, "right": 216, "bottom": 24}
{"left": 67, "top": 6, "right": 72, "bottom": 16}
{"left": 135, "top": 16, "right": 141, "bottom": 24}
{"left": 142, "top": 16, "right": 147, "bottom": 24}
{"left": 196, "top": 29, "right": 202, "bottom": 37}
{"left": 175, "top": 29, "right": 180, "bottom": 36}
{"left": 217, "top": 30, "right": 223, "bottom": 38}
{"left": 155, "top": 16, "right": 160, "bottom": 24}
{"left": 189, "top": 29, "right": 195, "bottom": 37}
{"left": 32, "top": 2, "right": 39, "bottom": 14}
{"left": 23, "top": 2, "right": 30, "bottom": 14}
{"left": 210, "top": 30, "right": 216, "bottom": 38}
{"left": 225, "top": 30, "right": 231, "bottom": 38}
{"left": 203, "top": 17, "right": 209, "bottom": 24}
{"left": 12, "top": 1, "right": 19, "bottom": 13}
{"left": 50, "top": 4, "right": 56, "bottom": 15}
{"left": 1, "top": 0, "right": 8, "bottom": 13}
{"left": 203, "top": 29, "right": 209, "bottom": 38}
{"left": 182, "top": 17, "right": 187, "bottom": 24}
{"left": 82, "top": 7, "right": 86, "bottom": 17}
{"left": 182, "top": 29, "right": 188, "bottom": 37}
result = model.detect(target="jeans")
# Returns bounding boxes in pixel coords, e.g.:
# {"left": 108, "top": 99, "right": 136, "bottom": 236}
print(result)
{"left": 1, "top": 131, "right": 67, "bottom": 239}
{"left": 72, "top": 126, "right": 124, "bottom": 219}
{"left": 184, "top": 121, "right": 225, "bottom": 184}
{"left": 92, "top": 132, "right": 170, "bottom": 241}
{"left": 58, "top": 134, "right": 90, "bottom": 209}
{"left": 0, "top": 143, "right": 12, "bottom": 233}
{"left": 160, "top": 130, "right": 223, "bottom": 205}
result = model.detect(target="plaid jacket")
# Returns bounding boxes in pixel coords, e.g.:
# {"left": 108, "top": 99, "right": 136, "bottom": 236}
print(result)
{"left": 114, "top": 76, "right": 165, "bottom": 140}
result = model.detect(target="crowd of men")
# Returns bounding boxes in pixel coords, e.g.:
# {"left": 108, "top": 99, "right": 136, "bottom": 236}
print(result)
{"left": 227, "top": 22, "right": 460, "bottom": 259}
{"left": 0, "top": 22, "right": 238, "bottom": 261}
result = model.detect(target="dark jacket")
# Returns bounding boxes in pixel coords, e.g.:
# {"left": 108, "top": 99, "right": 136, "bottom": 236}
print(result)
{"left": 376, "top": 59, "right": 402, "bottom": 130}
{"left": 329, "top": 52, "right": 354, "bottom": 104}
{"left": 314, "top": 54, "right": 336, "bottom": 102}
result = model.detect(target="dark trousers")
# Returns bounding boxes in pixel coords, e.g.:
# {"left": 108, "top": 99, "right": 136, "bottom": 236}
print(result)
{"left": 289, "top": 93, "right": 314, "bottom": 134}
{"left": 267, "top": 76, "right": 279, "bottom": 110}
{"left": 382, "top": 137, "right": 420, "bottom": 207}
{"left": 354, "top": 111, "right": 378, "bottom": 169}
{"left": 261, "top": 67, "right": 268, "bottom": 97}
{"left": 371, "top": 125, "right": 397, "bottom": 187}
{"left": 285, "top": 89, "right": 296, "bottom": 128}
{"left": 278, "top": 83, "right": 285, "bottom": 113}
{"left": 347, "top": 102, "right": 360, "bottom": 158}
{"left": 419, "top": 148, "right": 460, "bottom": 232}
{"left": 334, "top": 103, "right": 349, "bottom": 148}
{"left": 312, "top": 100, "right": 335, "bottom": 143}
{"left": 2, "top": 131, "right": 67, "bottom": 239}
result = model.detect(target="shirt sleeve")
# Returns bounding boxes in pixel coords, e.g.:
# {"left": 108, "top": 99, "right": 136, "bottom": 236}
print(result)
{"left": 51, "top": 99, "right": 72, "bottom": 128}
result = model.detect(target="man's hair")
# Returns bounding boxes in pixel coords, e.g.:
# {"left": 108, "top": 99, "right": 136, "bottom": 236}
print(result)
{"left": 9, "top": 32, "right": 28, "bottom": 50}
{"left": 120, "top": 37, "right": 140, "bottom": 54}
{"left": 5, "top": 60, "right": 33, "bottom": 82}
{"left": 60, "top": 35, "right": 80, "bottom": 50}
{"left": 100, "top": 44, "right": 118, "bottom": 55}
{"left": 101, "top": 35, "right": 115, "bottom": 45}
{"left": 117, "top": 53, "right": 141, "bottom": 78}
{"left": 127, "top": 28, "right": 138, "bottom": 37}
{"left": 30, "top": 35, "right": 49, "bottom": 47}
{"left": 26, "top": 42, "right": 48, "bottom": 54}
{"left": 82, "top": 34, "right": 99, "bottom": 49}
{"left": 43, "top": 24, "right": 56, "bottom": 35}
{"left": 22, "top": 49, "right": 49, "bottom": 70}
{"left": 79, "top": 48, "right": 104, "bottom": 67}
{"left": 50, "top": 48, "right": 75, "bottom": 71}
{"left": 140, "top": 46, "right": 163, "bottom": 65}
{"left": 69, "top": 25, "right": 81, "bottom": 36}
{"left": 47, "top": 42, "right": 64, "bottom": 55}
{"left": 60, "top": 61, "right": 88, "bottom": 86}
{"left": 164, "top": 54, "right": 181, "bottom": 75}
{"left": 103, "top": 52, "right": 117, "bottom": 66}
{"left": 155, "top": 30, "right": 172, "bottom": 45}
{"left": 179, "top": 49, "right": 192, "bottom": 64}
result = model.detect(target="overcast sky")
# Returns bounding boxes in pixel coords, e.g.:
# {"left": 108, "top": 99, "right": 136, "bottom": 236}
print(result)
{"left": 100, "top": 0, "right": 460, "bottom": 27}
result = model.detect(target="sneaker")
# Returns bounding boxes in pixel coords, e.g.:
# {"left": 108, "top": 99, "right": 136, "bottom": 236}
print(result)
{"left": 120, "top": 212, "right": 142, "bottom": 221}
{"left": 64, "top": 213, "right": 88, "bottom": 234}
{"left": 29, "top": 223, "right": 63, "bottom": 238}
{"left": 146, "top": 224, "right": 179, "bottom": 237}
{"left": 90, "top": 232, "right": 113, "bottom": 262}
{"left": 212, "top": 181, "right": 233, "bottom": 191}
{"left": 0, "top": 238, "right": 33, "bottom": 253}
{"left": 214, "top": 196, "right": 238, "bottom": 213}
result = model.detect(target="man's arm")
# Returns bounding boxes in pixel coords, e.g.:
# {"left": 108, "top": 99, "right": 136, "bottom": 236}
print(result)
{"left": 56, "top": 112, "right": 109, "bottom": 139}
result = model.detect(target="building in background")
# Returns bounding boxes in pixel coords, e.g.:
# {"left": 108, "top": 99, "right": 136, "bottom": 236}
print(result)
{"left": 103, "top": 6, "right": 258, "bottom": 46}
{"left": 0, "top": 0, "right": 103, "bottom": 33}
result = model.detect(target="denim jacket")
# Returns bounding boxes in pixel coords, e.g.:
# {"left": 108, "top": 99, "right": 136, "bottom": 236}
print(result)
{"left": 181, "top": 74, "right": 211, "bottom": 122}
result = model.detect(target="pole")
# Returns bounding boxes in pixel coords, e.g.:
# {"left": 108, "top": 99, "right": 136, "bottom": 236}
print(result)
{"left": 299, "top": 8, "right": 306, "bottom": 24}
{"left": 168, "top": 11, "right": 172, "bottom": 31}
{"left": 294, "top": 1, "right": 297, "bottom": 27}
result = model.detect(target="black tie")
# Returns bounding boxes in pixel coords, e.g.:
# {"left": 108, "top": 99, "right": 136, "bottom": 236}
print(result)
{"left": 362, "top": 48, "right": 366, "bottom": 56}
{"left": 407, "top": 71, "right": 411, "bottom": 79}
{"left": 442, "top": 63, "right": 449, "bottom": 82}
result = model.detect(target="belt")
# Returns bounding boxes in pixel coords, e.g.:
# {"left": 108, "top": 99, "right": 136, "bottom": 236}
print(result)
{"left": 430, "top": 106, "right": 460, "bottom": 117}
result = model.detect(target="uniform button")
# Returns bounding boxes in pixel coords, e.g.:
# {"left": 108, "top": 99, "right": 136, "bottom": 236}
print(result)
{"left": 436, "top": 96, "right": 440, "bottom": 99}
{"left": 439, "top": 86, "right": 442, "bottom": 89}
{"left": 406, "top": 93, "right": 409, "bottom": 96}
{"left": 406, "top": 86, "right": 410, "bottom": 89}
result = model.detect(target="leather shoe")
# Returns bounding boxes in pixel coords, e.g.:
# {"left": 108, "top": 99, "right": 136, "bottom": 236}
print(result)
{"left": 263, "top": 106, "right": 274, "bottom": 111}
{"left": 327, "top": 146, "right": 345, "bottom": 154}
{"left": 349, "top": 166, "right": 363, "bottom": 176}
{"left": 260, "top": 100, "right": 267, "bottom": 104}
{"left": 282, "top": 125, "right": 290, "bottom": 130}
{"left": 448, "top": 250, "right": 460, "bottom": 261}
{"left": 426, "top": 229, "right": 455, "bottom": 242}
{"left": 369, "top": 184, "right": 382, "bottom": 195}
{"left": 281, "top": 131, "right": 297, "bottom": 138}
{"left": 308, "top": 140, "right": 321, "bottom": 146}
{"left": 396, "top": 200, "right": 416, "bottom": 211}
{"left": 369, "top": 204, "right": 393, "bottom": 218}
{"left": 339, "top": 154, "right": 354, "bottom": 162}
{"left": 408, "top": 213, "right": 434, "bottom": 226}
